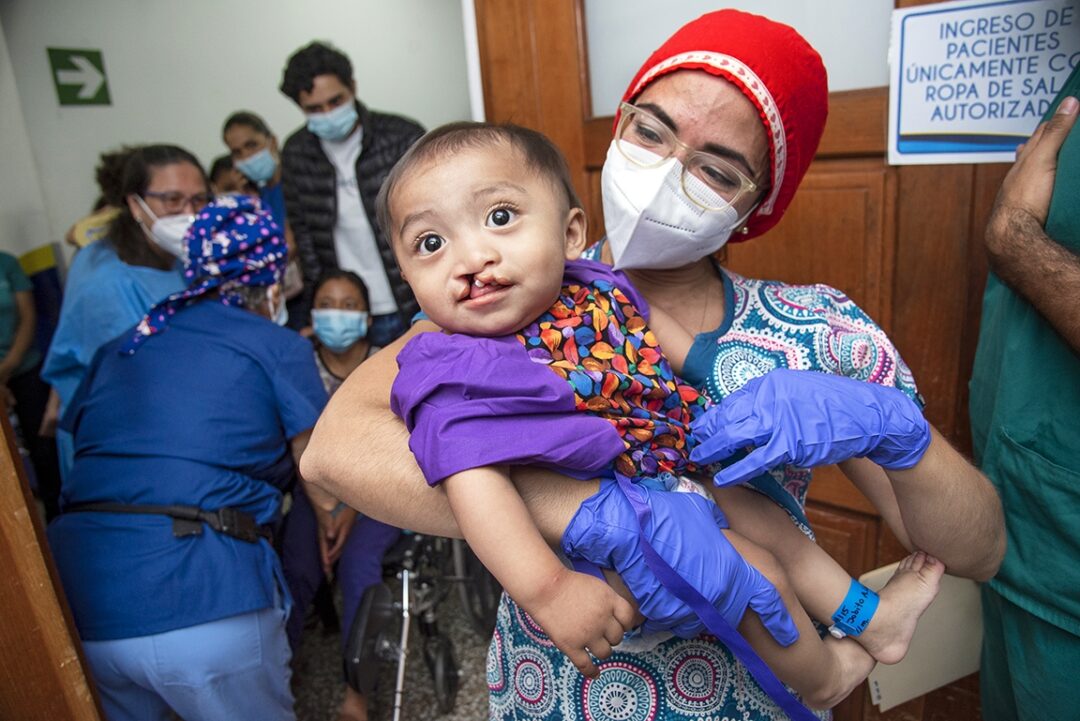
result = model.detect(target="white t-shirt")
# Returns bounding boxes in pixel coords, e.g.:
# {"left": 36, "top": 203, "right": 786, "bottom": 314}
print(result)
{"left": 319, "top": 127, "right": 399, "bottom": 315}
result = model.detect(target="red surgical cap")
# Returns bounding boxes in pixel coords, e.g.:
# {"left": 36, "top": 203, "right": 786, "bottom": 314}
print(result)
{"left": 618, "top": 9, "right": 829, "bottom": 240}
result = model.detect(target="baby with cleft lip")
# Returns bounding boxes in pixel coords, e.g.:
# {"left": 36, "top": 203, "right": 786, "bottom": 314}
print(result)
{"left": 378, "top": 121, "right": 943, "bottom": 712}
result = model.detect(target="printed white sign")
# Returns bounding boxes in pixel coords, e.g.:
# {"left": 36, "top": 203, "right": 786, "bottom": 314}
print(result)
{"left": 889, "top": 0, "right": 1079, "bottom": 164}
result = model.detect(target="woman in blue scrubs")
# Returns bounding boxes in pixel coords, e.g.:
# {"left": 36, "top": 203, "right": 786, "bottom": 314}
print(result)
{"left": 42, "top": 145, "right": 209, "bottom": 476}
{"left": 47, "top": 196, "right": 328, "bottom": 721}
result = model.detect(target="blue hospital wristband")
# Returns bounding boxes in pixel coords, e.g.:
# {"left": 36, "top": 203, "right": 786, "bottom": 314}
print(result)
{"left": 828, "top": 578, "right": 880, "bottom": 638}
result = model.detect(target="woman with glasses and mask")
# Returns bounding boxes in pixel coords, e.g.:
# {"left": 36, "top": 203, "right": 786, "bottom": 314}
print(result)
{"left": 48, "top": 196, "right": 326, "bottom": 721}
{"left": 302, "top": 10, "right": 1004, "bottom": 720}
{"left": 42, "top": 144, "right": 210, "bottom": 476}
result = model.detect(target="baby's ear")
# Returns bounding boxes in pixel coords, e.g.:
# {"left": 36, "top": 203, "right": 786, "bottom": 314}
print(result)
{"left": 563, "top": 207, "right": 588, "bottom": 261}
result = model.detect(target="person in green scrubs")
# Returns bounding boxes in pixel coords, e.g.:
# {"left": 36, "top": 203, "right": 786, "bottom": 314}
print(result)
{"left": 970, "top": 65, "right": 1080, "bottom": 721}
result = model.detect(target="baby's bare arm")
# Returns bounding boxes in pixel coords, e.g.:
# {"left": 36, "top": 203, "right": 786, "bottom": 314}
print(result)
{"left": 445, "top": 465, "right": 635, "bottom": 677}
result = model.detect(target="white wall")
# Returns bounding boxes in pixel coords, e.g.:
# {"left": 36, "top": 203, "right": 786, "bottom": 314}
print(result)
{"left": 586, "top": 0, "right": 893, "bottom": 116}
{"left": 0, "top": 15, "right": 53, "bottom": 258}
{"left": 0, "top": 0, "right": 473, "bottom": 257}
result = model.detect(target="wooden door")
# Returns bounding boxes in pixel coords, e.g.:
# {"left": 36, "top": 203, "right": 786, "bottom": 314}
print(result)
{"left": 0, "top": 409, "right": 102, "bottom": 720}
{"left": 473, "top": 1, "right": 1008, "bottom": 719}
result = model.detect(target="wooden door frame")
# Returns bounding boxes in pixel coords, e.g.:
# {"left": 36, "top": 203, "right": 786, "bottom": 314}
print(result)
{"left": 0, "top": 410, "right": 102, "bottom": 720}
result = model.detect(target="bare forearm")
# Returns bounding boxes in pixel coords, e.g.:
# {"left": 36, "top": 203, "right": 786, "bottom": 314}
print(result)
{"left": 446, "top": 466, "right": 566, "bottom": 604}
{"left": 513, "top": 467, "right": 599, "bottom": 545}
{"left": 883, "top": 427, "right": 1005, "bottom": 581}
{"left": 302, "top": 385, "right": 461, "bottom": 535}
{"left": 984, "top": 96, "right": 1080, "bottom": 354}
{"left": 986, "top": 212, "right": 1080, "bottom": 354}
{"left": 291, "top": 429, "right": 339, "bottom": 518}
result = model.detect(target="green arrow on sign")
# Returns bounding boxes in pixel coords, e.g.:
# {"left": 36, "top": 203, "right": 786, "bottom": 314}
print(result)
{"left": 48, "top": 48, "right": 111, "bottom": 106}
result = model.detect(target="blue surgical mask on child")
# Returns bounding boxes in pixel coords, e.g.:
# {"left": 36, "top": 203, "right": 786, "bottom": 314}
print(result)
{"left": 306, "top": 103, "right": 359, "bottom": 142}
{"left": 235, "top": 148, "right": 278, "bottom": 185}
{"left": 312, "top": 309, "right": 369, "bottom": 351}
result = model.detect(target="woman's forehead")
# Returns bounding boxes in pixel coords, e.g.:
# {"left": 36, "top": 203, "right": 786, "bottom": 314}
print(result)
{"left": 318, "top": 278, "right": 362, "bottom": 298}
{"left": 148, "top": 161, "right": 206, "bottom": 190}
{"left": 634, "top": 70, "right": 769, "bottom": 175}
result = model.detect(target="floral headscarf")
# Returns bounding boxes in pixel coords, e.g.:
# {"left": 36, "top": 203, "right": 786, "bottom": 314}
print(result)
{"left": 121, "top": 194, "right": 286, "bottom": 354}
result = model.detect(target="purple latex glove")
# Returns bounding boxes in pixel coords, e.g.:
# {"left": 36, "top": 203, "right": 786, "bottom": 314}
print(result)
{"left": 561, "top": 480, "right": 798, "bottom": 645}
{"left": 690, "top": 369, "right": 931, "bottom": 487}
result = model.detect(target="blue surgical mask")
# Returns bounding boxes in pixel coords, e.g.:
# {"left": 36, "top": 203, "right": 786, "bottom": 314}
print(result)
{"left": 235, "top": 147, "right": 278, "bottom": 185}
{"left": 312, "top": 309, "right": 369, "bottom": 351}
{"left": 307, "top": 102, "right": 359, "bottom": 142}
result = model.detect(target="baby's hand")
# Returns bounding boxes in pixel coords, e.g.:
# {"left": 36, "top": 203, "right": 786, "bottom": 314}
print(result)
{"left": 521, "top": 567, "right": 637, "bottom": 678}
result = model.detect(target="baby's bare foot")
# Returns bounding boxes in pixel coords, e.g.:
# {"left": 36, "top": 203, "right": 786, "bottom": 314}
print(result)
{"left": 858, "top": 551, "right": 944, "bottom": 664}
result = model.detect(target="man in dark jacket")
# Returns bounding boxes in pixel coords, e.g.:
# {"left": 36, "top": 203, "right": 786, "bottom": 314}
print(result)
{"left": 279, "top": 41, "right": 424, "bottom": 343}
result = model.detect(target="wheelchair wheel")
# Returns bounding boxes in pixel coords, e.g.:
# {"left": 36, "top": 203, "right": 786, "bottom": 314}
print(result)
{"left": 423, "top": 634, "right": 459, "bottom": 715}
{"left": 453, "top": 539, "right": 502, "bottom": 637}
{"left": 344, "top": 581, "right": 399, "bottom": 697}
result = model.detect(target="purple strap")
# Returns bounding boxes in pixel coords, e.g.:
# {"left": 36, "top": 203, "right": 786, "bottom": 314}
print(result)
{"left": 612, "top": 472, "right": 818, "bottom": 721}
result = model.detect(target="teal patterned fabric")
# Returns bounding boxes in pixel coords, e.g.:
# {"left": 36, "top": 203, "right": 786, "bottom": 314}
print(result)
{"left": 682, "top": 268, "right": 920, "bottom": 528}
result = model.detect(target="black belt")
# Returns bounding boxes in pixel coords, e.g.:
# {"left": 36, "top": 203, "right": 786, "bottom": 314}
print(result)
{"left": 63, "top": 502, "right": 272, "bottom": 544}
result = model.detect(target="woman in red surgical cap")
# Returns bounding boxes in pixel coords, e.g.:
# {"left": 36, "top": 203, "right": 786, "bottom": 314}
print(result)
{"left": 302, "top": 10, "right": 1004, "bottom": 719}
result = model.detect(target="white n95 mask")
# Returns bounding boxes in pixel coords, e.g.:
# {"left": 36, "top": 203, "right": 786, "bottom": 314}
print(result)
{"left": 601, "top": 140, "right": 740, "bottom": 270}
{"left": 135, "top": 195, "right": 193, "bottom": 260}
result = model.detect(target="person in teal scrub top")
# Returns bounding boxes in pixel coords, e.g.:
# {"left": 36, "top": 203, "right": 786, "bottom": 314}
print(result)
{"left": 970, "top": 65, "right": 1080, "bottom": 721}
{"left": 1, "top": 251, "right": 61, "bottom": 519}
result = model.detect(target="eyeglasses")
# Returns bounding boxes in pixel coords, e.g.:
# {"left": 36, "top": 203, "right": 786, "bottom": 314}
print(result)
{"left": 142, "top": 191, "right": 213, "bottom": 214}
{"left": 615, "top": 102, "right": 759, "bottom": 210}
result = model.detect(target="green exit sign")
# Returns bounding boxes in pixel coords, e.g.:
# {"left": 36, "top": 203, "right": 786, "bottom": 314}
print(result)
{"left": 48, "top": 48, "right": 111, "bottom": 106}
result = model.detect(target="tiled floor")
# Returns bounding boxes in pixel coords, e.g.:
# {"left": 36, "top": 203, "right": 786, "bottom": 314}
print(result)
{"left": 293, "top": 583, "right": 494, "bottom": 721}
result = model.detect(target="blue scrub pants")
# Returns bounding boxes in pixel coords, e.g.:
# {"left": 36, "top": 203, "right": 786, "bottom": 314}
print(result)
{"left": 281, "top": 486, "right": 401, "bottom": 653}
{"left": 368, "top": 313, "right": 406, "bottom": 348}
{"left": 82, "top": 602, "right": 295, "bottom": 721}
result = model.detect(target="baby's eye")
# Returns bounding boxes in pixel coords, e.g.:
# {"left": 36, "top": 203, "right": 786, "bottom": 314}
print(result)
{"left": 486, "top": 207, "right": 516, "bottom": 227}
{"left": 416, "top": 233, "right": 446, "bottom": 255}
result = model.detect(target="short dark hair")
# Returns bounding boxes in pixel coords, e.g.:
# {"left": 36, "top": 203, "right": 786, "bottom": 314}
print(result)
{"left": 376, "top": 122, "right": 581, "bottom": 241}
{"left": 280, "top": 42, "right": 354, "bottom": 103}
{"left": 209, "top": 154, "right": 235, "bottom": 183}
{"left": 108, "top": 144, "right": 207, "bottom": 267}
{"left": 222, "top": 111, "right": 272, "bottom": 141}
{"left": 313, "top": 269, "right": 370, "bottom": 310}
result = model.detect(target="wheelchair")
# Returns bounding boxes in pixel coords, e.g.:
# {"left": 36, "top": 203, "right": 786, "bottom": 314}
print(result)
{"left": 344, "top": 532, "right": 501, "bottom": 720}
